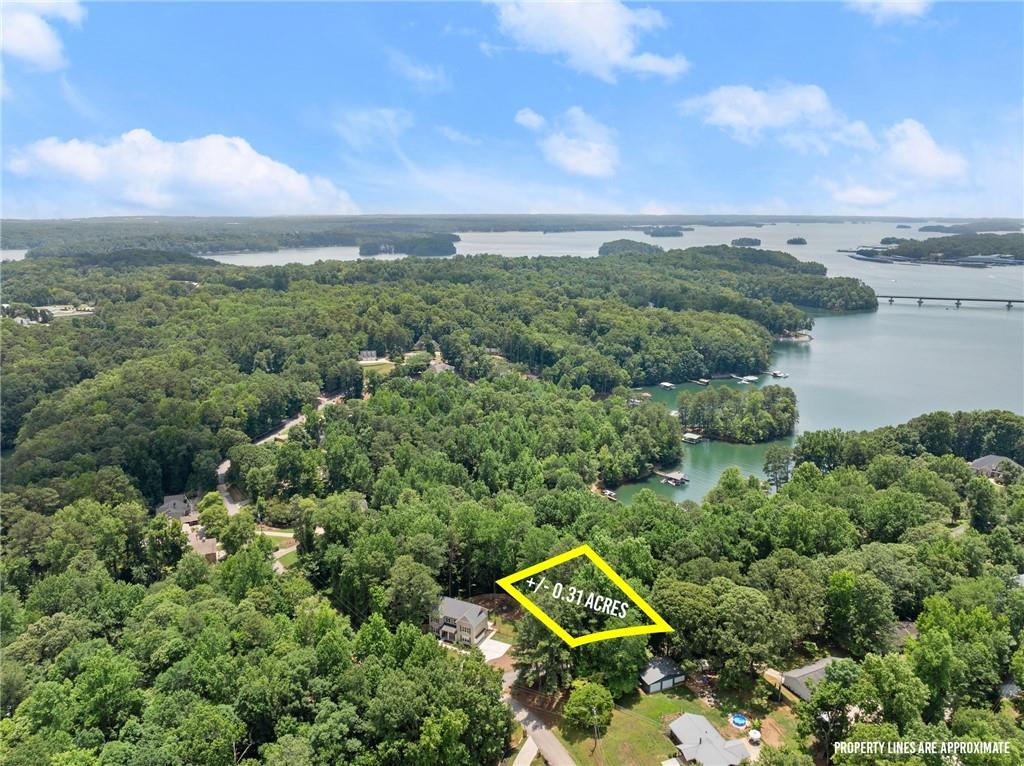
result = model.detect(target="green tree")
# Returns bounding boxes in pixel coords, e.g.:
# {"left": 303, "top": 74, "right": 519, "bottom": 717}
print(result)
{"left": 197, "top": 492, "right": 229, "bottom": 539}
{"left": 220, "top": 509, "right": 256, "bottom": 555}
{"left": 798, "top": 658, "right": 860, "bottom": 757}
{"left": 385, "top": 555, "right": 441, "bottom": 627}
{"left": 562, "top": 680, "right": 613, "bottom": 739}
{"left": 825, "top": 570, "right": 895, "bottom": 657}
{"left": 763, "top": 444, "right": 794, "bottom": 491}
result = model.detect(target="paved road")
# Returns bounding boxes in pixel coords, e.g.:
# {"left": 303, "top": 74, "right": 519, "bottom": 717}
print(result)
{"left": 512, "top": 735, "right": 539, "bottom": 766}
{"left": 502, "top": 670, "right": 576, "bottom": 766}
{"left": 215, "top": 459, "right": 248, "bottom": 517}
{"left": 217, "top": 394, "right": 345, "bottom": 516}
{"left": 271, "top": 542, "right": 298, "bottom": 574}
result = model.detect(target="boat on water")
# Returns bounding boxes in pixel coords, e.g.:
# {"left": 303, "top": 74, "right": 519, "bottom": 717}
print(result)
{"left": 656, "top": 470, "right": 689, "bottom": 486}
{"left": 777, "top": 331, "right": 813, "bottom": 342}
{"left": 658, "top": 381, "right": 676, "bottom": 390}
{"left": 689, "top": 378, "right": 710, "bottom": 386}
{"left": 771, "top": 370, "right": 789, "bottom": 378}
{"left": 601, "top": 489, "right": 617, "bottom": 500}
{"left": 669, "top": 409, "right": 680, "bottom": 418}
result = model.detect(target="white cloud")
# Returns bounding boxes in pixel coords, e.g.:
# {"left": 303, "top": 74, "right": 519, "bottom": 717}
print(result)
{"left": 681, "top": 83, "right": 876, "bottom": 151}
{"left": 883, "top": 118, "right": 968, "bottom": 180}
{"left": 1, "top": 1, "right": 84, "bottom": 71}
{"left": 514, "top": 107, "right": 546, "bottom": 131}
{"left": 334, "top": 108, "right": 413, "bottom": 150}
{"left": 846, "top": 1, "right": 932, "bottom": 23}
{"left": 386, "top": 49, "right": 450, "bottom": 91}
{"left": 538, "top": 107, "right": 619, "bottom": 178}
{"left": 7, "top": 129, "right": 357, "bottom": 215}
{"left": 828, "top": 183, "right": 899, "bottom": 206}
{"left": 437, "top": 126, "right": 480, "bottom": 146}
{"left": 491, "top": 0, "right": 688, "bottom": 82}
{"left": 823, "top": 120, "right": 970, "bottom": 210}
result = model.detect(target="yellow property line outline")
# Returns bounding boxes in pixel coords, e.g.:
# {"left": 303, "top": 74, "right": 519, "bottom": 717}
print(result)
{"left": 496, "top": 543, "right": 673, "bottom": 647}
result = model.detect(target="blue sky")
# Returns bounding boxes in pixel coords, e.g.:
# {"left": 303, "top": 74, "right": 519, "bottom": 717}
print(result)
{"left": 2, "top": 1, "right": 1022, "bottom": 218}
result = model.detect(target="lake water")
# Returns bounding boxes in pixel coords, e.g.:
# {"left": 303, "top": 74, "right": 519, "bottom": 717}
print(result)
{"left": 202, "top": 245, "right": 404, "bottom": 266}
{"left": 1, "top": 250, "right": 28, "bottom": 262}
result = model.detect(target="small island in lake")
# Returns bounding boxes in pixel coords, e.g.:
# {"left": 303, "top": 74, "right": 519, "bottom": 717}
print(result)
{"left": 358, "top": 233, "right": 459, "bottom": 257}
{"left": 896, "top": 224, "right": 912, "bottom": 229}
{"left": 676, "top": 384, "right": 797, "bottom": 443}
{"left": 786, "top": 237, "right": 807, "bottom": 245}
{"left": 597, "top": 239, "right": 664, "bottom": 256}
{"left": 731, "top": 237, "right": 762, "bottom": 247}
{"left": 642, "top": 225, "right": 693, "bottom": 237}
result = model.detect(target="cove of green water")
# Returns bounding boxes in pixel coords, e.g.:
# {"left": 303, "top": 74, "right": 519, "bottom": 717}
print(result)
{"left": 616, "top": 301, "right": 1024, "bottom": 505}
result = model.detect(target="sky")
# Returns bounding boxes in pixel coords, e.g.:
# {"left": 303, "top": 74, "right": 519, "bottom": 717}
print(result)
{"left": 2, "top": 0, "right": 1022, "bottom": 218}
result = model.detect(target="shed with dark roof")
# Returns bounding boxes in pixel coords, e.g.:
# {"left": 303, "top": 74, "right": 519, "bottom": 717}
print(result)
{"left": 782, "top": 657, "right": 837, "bottom": 701}
{"left": 640, "top": 656, "right": 686, "bottom": 694}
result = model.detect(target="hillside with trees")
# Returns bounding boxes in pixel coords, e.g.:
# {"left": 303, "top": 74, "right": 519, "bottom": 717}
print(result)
{"left": 0, "top": 246, "right": 876, "bottom": 505}
{"left": 4, "top": 242, "right": 1021, "bottom": 766}
{"left": 3, "top": 405, "right": 1022, "bottom": 765}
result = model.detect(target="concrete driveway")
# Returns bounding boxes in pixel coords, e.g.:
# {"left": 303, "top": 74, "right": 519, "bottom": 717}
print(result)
{"left": 479, "top": 637, "right": 511, "bottom": 662}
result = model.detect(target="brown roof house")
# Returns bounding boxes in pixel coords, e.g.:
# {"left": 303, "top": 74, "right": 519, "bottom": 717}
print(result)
{"left": 970, "top": 455, "right": 1022, "bottom": 483}
{"left": 430, "top": 597, "right": 489, "bottom": 646}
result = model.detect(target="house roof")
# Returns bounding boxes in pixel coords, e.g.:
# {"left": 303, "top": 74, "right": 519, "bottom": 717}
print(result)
{"left": 782, "top": 656, "right": 837, "bottom": 701}
{"left": 641, "top": 656, "right": 684, "bottom": 686}
{"left": 970, "top": 454, "right": 1020, "bottom": 471}
{"left": 669, "top": 714, "right": 747, "bottom": 766}
{"left": 436, "top": 597, "right": 487, "bottom": 627}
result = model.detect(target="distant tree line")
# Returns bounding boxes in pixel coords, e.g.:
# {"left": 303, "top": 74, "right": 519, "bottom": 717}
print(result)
{"left": 865, "top": 233, "right": 1023, "bottom": 261}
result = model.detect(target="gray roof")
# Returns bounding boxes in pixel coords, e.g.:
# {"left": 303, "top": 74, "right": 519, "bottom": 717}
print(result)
{"left": 783, "top": 656, "right": 837, "bottom": 701}
{"left": 436, "top": 597, "right": 487, "bottom": 627}
{"left": 669, "top": 714, "right": 747, "bottom": 766}
{"left": 970, "top": 454, "right": 1020, "bottom": 471}
{"left": 641, "top": 656, "right": 684, "bottom": 686}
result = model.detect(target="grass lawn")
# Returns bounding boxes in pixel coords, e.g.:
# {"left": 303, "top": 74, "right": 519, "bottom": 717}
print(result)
{"left": 361, "top": 360, "right": 396, "bottom": 380}
{"left": 259, "top": 534, "right": 296, "bottom": 551}
{"left": 258, "top": 526, "right": 294, "bottom": 535}
{"left": 492, "top": 614, "right": 518, "bottom": 644}
{"left": 554, "top": 687, "right": 727, "bottom": 766}
{"left": 279, "top": 550, "right": 299, "bottom": 568}
{"left": 716, "top": 682, "right": 801, "bottom": 748}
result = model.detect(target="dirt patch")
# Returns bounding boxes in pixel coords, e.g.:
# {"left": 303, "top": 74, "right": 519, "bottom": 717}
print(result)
{"left": 511, "top": 687, "right": 565, "bottom": 726}
{"left": 760, "top": 716, "right": 787, "bottom": 747}
{"left": 471, "top": 592, "right": 523, "bottom": 620}
{"left": 488, "top": 652, "right": 516, "bottom": 673}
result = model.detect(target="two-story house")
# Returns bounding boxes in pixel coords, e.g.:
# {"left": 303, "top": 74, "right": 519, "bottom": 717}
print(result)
{"left": 430, "top": 597, "right": 489, "bottom": 646}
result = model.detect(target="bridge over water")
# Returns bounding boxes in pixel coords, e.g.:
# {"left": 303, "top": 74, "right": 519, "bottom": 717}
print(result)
{"left": 876, "top": 295, "right": 1021, "bottom": 309}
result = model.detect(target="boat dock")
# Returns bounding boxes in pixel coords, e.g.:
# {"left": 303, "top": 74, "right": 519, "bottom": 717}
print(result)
{"left": 877, "top": 295, "right": 1020, "bottom": 309}
{"left": 654, "top": 469, "right": 689, "bottom": 486}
